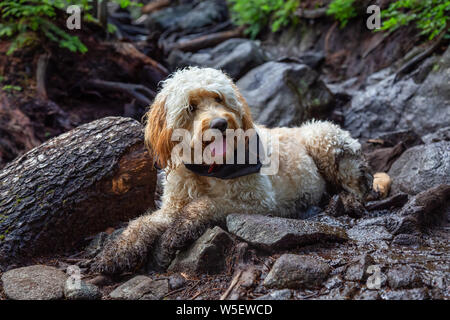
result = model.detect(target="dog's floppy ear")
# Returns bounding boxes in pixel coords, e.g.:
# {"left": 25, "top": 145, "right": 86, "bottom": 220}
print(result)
{"left": 233, "top": 84, "right": 254, "bottom": 131}
{"left": 144, "top": 96, "right": 174, "bottom": 169}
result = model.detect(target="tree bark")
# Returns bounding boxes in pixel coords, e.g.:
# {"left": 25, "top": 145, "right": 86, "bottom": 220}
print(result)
{"left": 0, "top": 117, "right": 156, "bottom": 269}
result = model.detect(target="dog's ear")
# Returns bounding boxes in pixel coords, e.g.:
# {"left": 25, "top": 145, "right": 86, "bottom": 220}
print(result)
{"left": 232, "top": 84, "right": 254, "bottom": 131}
{"left": 143, "top": 97, "right": 174, "bottom": 169}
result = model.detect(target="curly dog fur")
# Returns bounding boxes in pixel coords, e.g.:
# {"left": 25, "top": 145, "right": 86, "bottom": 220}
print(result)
{"left": 92, "top": 67, "right": 372, "bottom": 274}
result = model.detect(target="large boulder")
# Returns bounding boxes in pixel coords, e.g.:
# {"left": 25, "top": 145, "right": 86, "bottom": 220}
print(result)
{"left": 388, "top": 142, "right": 450, "bottom": 195}
{"left": 237, "top": 62, "right": 334, "bottom": 127}
{"left": 344, "top": 47, "right": 450, "bottom": 139}
{"left": 167, "top": 39, "right": 268, "bottom": 80}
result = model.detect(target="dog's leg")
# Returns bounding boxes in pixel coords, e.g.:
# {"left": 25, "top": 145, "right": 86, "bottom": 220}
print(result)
{"left": 151, "top": 197, "right": 226, "bottom": 270}
{"left": 91, "top": 208, "right": 173, "bottom": 274}
{"left": 298, "top": 121, "right": 373, "bottom": 199}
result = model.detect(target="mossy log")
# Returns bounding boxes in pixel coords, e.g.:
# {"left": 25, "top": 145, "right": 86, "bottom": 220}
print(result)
{"left": 0, "top": 117, "right": 156, "bottom": 269}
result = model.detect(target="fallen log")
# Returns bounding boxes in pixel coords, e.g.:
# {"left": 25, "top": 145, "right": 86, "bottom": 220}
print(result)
{"left": 169, "top": 26, "right": 245, "bottom": 52}
{"left": 142, "top": 0, "right": 171, "bottom": 14}
{"left": 0, "top": 117, "right": 157, "bottom": 270}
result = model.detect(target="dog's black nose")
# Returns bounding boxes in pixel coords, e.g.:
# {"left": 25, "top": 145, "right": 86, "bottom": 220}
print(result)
{"left": 210, "top": 118, "right": 228, "bottom": 132}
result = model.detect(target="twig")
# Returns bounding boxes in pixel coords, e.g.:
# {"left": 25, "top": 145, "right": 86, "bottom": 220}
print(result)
{"left": 142, "top": 0, "right": 171, "bottom": 14}
{"left": 86, "top": 79, "right": 155, "bottom": 106}
{"left": 168, "top": 27, "right": 245, "bottom": 52}
{"left": 220, "top": 270, "right": 243, "bottom": 300}
{"left": 295, "top": 7, "right": 328, "bottom": 19}
{"left": 36, "top": 53, "right": 50, "bottom": 100}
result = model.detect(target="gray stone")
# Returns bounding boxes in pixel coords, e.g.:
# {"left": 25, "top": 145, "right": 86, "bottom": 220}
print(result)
{"left": 168, "top": 39, "right": 268, "bottom": 80}
{"left": 388, "top": 142, "right": 450, "bottom": 195}
{"left": 140, "top": 279, "right": 169, "bottom": 300}
{"left": 145, "top": 0, "right": 228, "bottom": 32}
{"left": 387, "top": 265, "right": 421, "bottom": 289}
{"left": 345, "top": 254, "right": 376, "bottom": 282}
{"left": 392, "top": 234, "right": 422, "bottom": 246}
{"left": 168, "top": 273, "right": 187, "bottom": 290}
{"left": 347, "top": 225, "right": 393, "bottom": 243}
{"left": 344, "top": 47, "right": 450, "bottom": 139}
{"left": 263, "top": 254, "right": 331, "bottom": 289}
{"left": 237, "top": 62, "right": 334, "bottom": 128}
{"left": 109, "top": 276, "right": 168, "bottom": 300}
{"left": 381, "top": 288, "right": 429, "bottom": 300}
{"left": 64, "top": 280, "right": 102, "bottom": 300}
{"left": 254, "top": 289, "right": 292, "bottom": 300}
{"left": 168, "top": 226, "right": 234, "bottom": 274}
{"left": 354, "top": 289, "right": 380, "bottom": 300}
{"left": 422, "top": 126, "right": 450, "bottom": 144}
{"left": 1, "top": 265, "right": 67, "bottom": 300}
{"left": 226, "top": 214, "right": 347, "bottom": 251}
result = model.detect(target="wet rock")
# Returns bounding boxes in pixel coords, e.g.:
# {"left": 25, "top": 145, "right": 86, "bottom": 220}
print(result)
{"left": 226, "top": 214, "right": 347, "bottom": 251}
{"left": 392, "top": 234, "right": 422, "bottom": 247}
{"left": 237, "top": 62, "right": 334, "bottom": 127}
{"left": 263, "top": 254, "right": 331, "bottom": 289}
{"left": 64, "top": 280, "right": 101, "bottom": 300}
{"left": 140, "top": 279, "right": 169, "bottom": 300}
{"left": 254, "top": 289, "right": 292, "bottom": 300}
{"left": 422, "top": 126, "right": 450, "bottom": 144}
{"left": 1, "top": 265, "right": 67, "bottom": 300}
{"left": 347, "top": 225, "right": 393, "bottom": 243}
{"left": 145, "top": 0, "right": 227, "bottom": 33}
{"left": 344, "top": 47, "right": 450, "bottom": 139}
{"left": 168, "top": 39, "right": 268, "bottom": 80}
{"left": 344, "top": 254, "right": 376, "bottom": 282}
{"left": 388, "top": 142, "right": 450, "bottom": 195}
{"left": 168, "top": 226, "right": 233, "bottom": 274}
{"left": 168, "top": 274, "right": 186, "bottom": 290}
{"left": 366, "top": 193, "right": 409, "bottom": 211}
{"left": 354, "top": 289, "right": 380, "bottom": 300}
{"left": 109, "top": 275, "right": 168, "bottom": 300}
{"left": 325, "top": 193, "right": 366, "bottom": 218}
{"left": 387, "top": 265, "right": 421, "bottom": 289}
{"left": 381, "top": 288, "right": 429, "bottom": 300}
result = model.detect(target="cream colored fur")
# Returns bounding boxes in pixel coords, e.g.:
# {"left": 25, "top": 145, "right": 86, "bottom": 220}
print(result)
{"left": 92, "top": 67, "right": 371, "bottom": 274}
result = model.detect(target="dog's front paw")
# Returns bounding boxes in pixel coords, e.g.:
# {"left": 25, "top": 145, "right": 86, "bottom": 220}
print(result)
{"left": 90, "top": 240, "right": 142, "bottom": 275}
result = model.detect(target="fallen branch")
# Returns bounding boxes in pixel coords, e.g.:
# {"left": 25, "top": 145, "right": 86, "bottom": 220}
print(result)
{"left": 86, "top": 79, "right": 155, "bottom": 106}
{"left": 169, "top": 26, "right": 245, "bottom": 52}
{"left": 36, "top": 53, "right": 50, "bottom": 100}
{"left": 295, "top": 7, "right": 328, "bottom": 19}
{"left": 142, "top": 0, "right": 171, "bottom": 14}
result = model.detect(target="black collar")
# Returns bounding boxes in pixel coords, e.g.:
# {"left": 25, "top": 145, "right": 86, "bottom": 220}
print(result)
{"left": 184, "top": 133, "right": 263, "bottom": 180}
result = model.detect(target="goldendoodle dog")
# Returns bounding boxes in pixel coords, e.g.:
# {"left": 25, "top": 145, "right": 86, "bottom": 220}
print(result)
{"left": 93, "top": 67, "right": 372, "bottom": 274}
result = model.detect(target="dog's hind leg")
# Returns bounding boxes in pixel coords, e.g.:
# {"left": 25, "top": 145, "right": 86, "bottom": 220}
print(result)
{"left": 298, "top": 120, "right": 372, "bottom": 199}
{"left": 91, "top": 208, "right": 173, "bottom": 274}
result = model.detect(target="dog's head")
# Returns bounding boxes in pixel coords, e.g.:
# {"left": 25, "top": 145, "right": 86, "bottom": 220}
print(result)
{"left": 144, "top": 67, "right": 254, "bottom": 169}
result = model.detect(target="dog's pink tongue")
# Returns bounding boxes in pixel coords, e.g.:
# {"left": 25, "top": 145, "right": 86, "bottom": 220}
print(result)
{"left": 211, "top": 137, "right": 226, "bottom": 157}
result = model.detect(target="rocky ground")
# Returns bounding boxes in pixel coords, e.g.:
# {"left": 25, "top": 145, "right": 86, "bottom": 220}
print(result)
{"left": 0, "top": 0, "right": 449, "bottom": 300}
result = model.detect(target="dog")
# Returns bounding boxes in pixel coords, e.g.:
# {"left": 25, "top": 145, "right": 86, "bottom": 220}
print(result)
{"left": 92, "top": 67, "right": 372, "bottom": 274}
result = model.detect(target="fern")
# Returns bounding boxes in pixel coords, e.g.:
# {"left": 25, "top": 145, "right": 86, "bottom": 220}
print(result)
{"left": 0, "top": 0, "right": 137, "bottom": 55}
{"left": 229, "top": 0, "right": 301, "bottom": 39}
{"left": 326, "top": 0, "right": 357, "bottom": 28}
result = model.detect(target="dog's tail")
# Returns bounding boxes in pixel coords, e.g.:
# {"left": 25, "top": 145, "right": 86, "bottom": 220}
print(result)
{"left": 298, "top": 120, "right": 372, "bottom": 200}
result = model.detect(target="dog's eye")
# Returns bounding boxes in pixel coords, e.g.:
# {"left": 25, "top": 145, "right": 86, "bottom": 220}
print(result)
{"left": 215, "top": 96, "right": 223, "bottom": 103}
{"left": 188, "top": 104, "right": 197, "bottom": 113}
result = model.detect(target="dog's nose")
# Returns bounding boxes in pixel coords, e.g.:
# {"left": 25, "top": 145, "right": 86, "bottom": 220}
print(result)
{"left": 210, "top": 118, "right": 228, "bottom": 132}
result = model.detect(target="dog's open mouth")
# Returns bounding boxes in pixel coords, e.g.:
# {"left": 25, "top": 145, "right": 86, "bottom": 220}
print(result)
{"left": 206, "top": 135, "right": 227, "bottom": 173}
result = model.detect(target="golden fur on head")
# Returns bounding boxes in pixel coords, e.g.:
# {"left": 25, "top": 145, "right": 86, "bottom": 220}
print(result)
{"left": 144, "top": 67, "right": 254, "bottom": 168}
